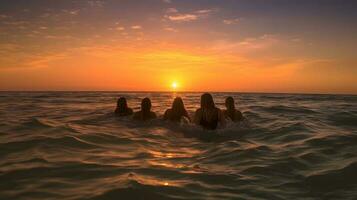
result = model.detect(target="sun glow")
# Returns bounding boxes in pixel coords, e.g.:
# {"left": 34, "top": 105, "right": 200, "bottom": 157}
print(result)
{"left": 171, "top": 82, "right": 178, "bottom": 90}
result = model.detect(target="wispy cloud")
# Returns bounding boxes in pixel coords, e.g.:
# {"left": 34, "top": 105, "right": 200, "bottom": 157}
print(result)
{"left": 131, "top": 25, "right": 142, "bottom": 29}
{"left": 166, "top": 8, "right": 178, "bottom": 13}
{"left": 162, "top": 0, "right": 172, "bottom": 3}
{"left": 116, "top": 26, "right": 125, "bottom": 31}
{"left": 211, "top": 34, "right": 281, "bottom": 53}
{"left": 0, "top": 14, "right": 10, "bottom": 19}
{"left": 88, "top": 0, "right": 105, "bottom": 8}
{"left": 165, "top": 9, "right": 215, "bottom": 22}
{"left": 223, "top": 18, "right": 241, "bottom": 25}
{"left": 164, "top": 27, "right": 178, "bottom": 32}
{"left": 195, "top": 9, "right": 212, "bottom": 14}
{"left": 166, "top": 14, "right": 198, "bottom": 22}
{"left": 44, "top": 35, "right": 75, "bottom": 40}
{"left": 62, "top": 9, "right": 80, "bottom": 15}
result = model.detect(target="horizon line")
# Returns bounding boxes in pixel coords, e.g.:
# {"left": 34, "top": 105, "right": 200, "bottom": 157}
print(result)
{"left": 0, "top": 90, "right": 356, "bottom": 96}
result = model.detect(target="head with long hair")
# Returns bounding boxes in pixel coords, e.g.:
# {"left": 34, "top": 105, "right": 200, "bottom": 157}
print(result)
{"left": 171, "top": 97, "right": 187, "bottom": 120}
{"left": 141, "top": 97, "right": 152, "bottom": 114}
{"left": 116, "top": 97, "right": 129, "bottom": 112}
{"left": 225, "top": 96, "right": 235, "bottom": 110}
{"left": 200, "top": 93, "right": 215, "bottom": 110}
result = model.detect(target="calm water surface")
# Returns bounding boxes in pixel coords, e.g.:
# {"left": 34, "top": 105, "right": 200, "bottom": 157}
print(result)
{"left": 0, "top": 92, "right": 356, "bottom": 200}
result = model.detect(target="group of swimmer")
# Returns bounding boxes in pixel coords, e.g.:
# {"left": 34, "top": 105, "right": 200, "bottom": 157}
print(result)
{"left": 114, "top": 93, "right": 243, "bottom": 130}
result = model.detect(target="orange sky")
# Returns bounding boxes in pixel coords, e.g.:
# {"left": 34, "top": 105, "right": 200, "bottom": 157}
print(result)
{"left": 0, "top": 0, "right": 356, "bottom": 94}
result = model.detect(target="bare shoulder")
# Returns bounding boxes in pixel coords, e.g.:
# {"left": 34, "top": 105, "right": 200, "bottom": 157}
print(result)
{"left": 164, "top": 109, "right": 172, "bottom": 115}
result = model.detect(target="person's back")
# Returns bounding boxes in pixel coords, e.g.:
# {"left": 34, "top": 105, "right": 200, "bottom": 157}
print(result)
{"left": 133, "top": 97, "right": 157, "bottom": 121}
{"left": 114, "top": 97, "right": 133, "bottom": 117}
{"left": 194, "top": 93, "right": 225, "bottom": 130}
{"left": 164, "top": 97, "right": 190, "bottom": 122}
{"left": 223, "top": 97, "right": 243, "bottom": 122}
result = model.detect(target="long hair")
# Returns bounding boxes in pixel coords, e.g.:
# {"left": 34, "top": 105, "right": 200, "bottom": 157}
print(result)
{"left": 225, "top": 96, "right": 236, "bottom": 120}
{"left": 116, "top": 97, "right": 129, "bottom": 113}
{"left": 170, "top": 97, "right": 187, "bottom": 121}
{"left": 225, "top": 96, "right": 235, "bottom": 110}
{"left": 200, "top": 93, "right": 215, "bottom": 110}
{"left": 141, "top": 97, "right": 152, "bottom": 118}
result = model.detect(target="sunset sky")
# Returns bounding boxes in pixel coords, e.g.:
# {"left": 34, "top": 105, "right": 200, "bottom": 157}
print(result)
{"left": 0, "top": 0, "right": 356, "bottom": 93}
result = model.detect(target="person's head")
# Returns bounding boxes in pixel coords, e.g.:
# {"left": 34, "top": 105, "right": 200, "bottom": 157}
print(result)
{"left": 171, "top": 97, "right": 186, "bottom": 117}
{"left": 225, "top": 96, "right": 235, "bottom": 110}
{"left": 141, "top": 97, "right": 152, "bottom": 113}
{"left": 117, "top": 97, "right": 128, "bottom": 111}
{"left": 200, "top": 93, "right": 215, "bottom": 109}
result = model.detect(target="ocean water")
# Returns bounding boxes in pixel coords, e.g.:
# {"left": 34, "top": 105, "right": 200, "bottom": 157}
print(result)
{"left": 0, "top": 92, "right": 356, "bottom": 200}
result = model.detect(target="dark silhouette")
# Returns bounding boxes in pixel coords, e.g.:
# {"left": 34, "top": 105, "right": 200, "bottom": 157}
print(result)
{"left": 223, "top": 96, "right": 243, "bottom": 122}
{"left": 133, "top": 97, "right": 157, "bottom": 121}
{"left": 114, "top": 97, "right": 133, "bottom": 116}
{"left": 194, "top": 93, "right": 225, "bottom": 130}
{"left": 164, "top": 97, "right": 190, "bottom": 122}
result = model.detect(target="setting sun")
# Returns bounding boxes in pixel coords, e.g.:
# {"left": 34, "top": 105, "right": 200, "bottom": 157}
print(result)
{"left": 171, "top": 82, "right": 178, "bottom": 90}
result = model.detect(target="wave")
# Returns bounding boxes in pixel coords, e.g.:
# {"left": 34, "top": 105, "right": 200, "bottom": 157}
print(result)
{"left": 261, "top": 105, "right": 318, "bottom": 114}
{"left": 279, "top": 162, "right": 357, "bottom": 199}
{"left": 1, "top": 92, "right": 356, "bottom": 200}
{"left": 327, "top": 111, "right": 357, "bottom": 127}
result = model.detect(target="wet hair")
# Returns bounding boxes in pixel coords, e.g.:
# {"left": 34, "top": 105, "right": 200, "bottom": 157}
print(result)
{"left": 116, "top": 97, "right": 129, "bottom": 113}
{"left": 225, "top": 96, "right": 235, "bottom": 110}
{"left": 225, "top": 96, "right": 239, "bottom": 121}
{"left": 141, "top": 97, "right": 152, "bottom": 118}
{"left": 170, "top": 97, "right": 187, "bottom": 121}
{"left": 200, "top": 93, "right": 215, "bottom": 110}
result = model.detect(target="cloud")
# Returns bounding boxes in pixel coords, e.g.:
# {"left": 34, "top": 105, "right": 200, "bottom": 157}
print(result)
{"left": 116, "top": 26, "right": 125, "bottom": 31}
{"left": 0, "top": 43, "right": 21, "bottom": 53}
{"left": 164, "top": 27, "right": 178, "bottom": 32}
{"left": 165, "top": 9, "right": 215, "bottom": 22}
{"left": 166, "top": 14, "right": 198, "bottom": 22}
{"left": 131, "top": 25, "right": 142, "bottom": 29}
{"left": 210, "top": 34, "right": 280, "bottom": 53}
{"left": 0, "top": 14, "right": 9, "bottom": 19}
{"left": 44, "top": 35, "right": 75, "bottom": 40}
{"left": 291, "top": 38, "right": 302, "bottom": 42}
{"left": 195, "top": 9, "right": 212, "bottom": 14}
{"left": 62, "top": 9, "right": 80, "bottom": 15}
{"left": 3, "top": 21, "right": 27, "bottom": 26}
{"left": 162, "top": 0, "right": 172, "bottom": 3}
{"left": 223, "top": 18, "right": 241, "bottom": 25}
{"left": 88, "top": 0, "right": 105, "bottom": 7}
{"left": 166, "top": 8, "right": 178, "bottom": 13}
{"left": 27, "top": 53, "right": 68, "bottom": 68}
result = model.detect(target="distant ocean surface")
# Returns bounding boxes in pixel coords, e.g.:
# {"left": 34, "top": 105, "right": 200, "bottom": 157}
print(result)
{"left": 0, "top": 92, "right": 356, "bottom": 200}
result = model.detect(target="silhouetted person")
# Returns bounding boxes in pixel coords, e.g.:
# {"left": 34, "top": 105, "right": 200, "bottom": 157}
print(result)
{"left": 133, "top": 97, "right": 157, "bottom": 121}
{"left": 114, "top": 97, "right": 133, "bottom": 116}
{"left": 164, "top": 97, "right": 190, "bottom": 122}
{"left": 194, "top": 93, "right": 225, "bottom": 130}
{"left": 223, "top": 96, "right": 243, "bottom": 122}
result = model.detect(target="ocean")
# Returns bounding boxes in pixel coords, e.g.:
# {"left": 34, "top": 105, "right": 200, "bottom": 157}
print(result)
{"left": 0, "top": 92, "right": 356, "bottom": 200}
